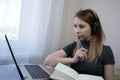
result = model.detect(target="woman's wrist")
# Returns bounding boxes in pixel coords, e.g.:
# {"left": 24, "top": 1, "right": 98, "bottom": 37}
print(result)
{"left": 62, "top": 57, "right": 76, "bottom": 64}
{"left": 70, "top": 57, "right": 77, "bottom": 64}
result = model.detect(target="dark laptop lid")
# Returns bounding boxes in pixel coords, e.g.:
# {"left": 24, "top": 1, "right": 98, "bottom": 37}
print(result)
{"left": 5, "top": 35, "right": 25, "bottom": 80}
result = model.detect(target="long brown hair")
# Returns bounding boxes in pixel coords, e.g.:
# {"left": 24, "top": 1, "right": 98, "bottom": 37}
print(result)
{"left": 74, "top": 9, "right": 105, "bottom": 62}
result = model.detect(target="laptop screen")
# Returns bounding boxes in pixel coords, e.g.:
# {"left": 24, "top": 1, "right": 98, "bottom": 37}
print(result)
{"left": 5, "top": 35, "right": 25, "bottom": 80}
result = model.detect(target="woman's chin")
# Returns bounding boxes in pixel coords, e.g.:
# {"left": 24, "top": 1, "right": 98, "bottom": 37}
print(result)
{"left": 77, "top": 37, "right": 85, "bottom": 40}
{"left": 77, "top": 36, "right": 90, "bottom": 41}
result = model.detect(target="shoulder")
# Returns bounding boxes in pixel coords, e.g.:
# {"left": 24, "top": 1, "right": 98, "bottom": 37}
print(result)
{"left": 63, "top": 41, "right": 76, "bottom": 49}
{"left": 62, "top": 41, "right": 76, "bottom": 57}
{"left": 103, "top": 45, "right": 111, "bottom": 50}
{"left": 102, "top": 45, "right": 113, "bottom": 54}
{"left": 101, "top": 45, "right": 115, "bottom": 65}
{"left": 68, "top": 41, "right": 77, "bottom": 46}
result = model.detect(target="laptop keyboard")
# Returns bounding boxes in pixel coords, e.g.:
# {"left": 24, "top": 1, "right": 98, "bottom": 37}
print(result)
{"left": 24, "top": 65, "right": 50, "bottom": 79}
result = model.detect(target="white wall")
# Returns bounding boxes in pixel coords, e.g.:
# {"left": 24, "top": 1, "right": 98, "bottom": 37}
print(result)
{"left": 59, "top": 0, "right": 120, "bottom": 67}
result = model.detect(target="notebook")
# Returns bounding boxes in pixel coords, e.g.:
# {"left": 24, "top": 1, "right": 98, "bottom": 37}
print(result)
{"left": 5, "top": 35, "right": 52, "bottom": 80}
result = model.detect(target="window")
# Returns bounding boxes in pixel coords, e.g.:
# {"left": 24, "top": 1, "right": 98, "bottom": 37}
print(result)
{"left": 0, "top": 0, "right": 22, "bottom": 40}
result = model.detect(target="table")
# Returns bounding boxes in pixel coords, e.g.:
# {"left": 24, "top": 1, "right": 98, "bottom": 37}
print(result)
{"left": 0, "top": 65, "right": 21, "bottom": 80}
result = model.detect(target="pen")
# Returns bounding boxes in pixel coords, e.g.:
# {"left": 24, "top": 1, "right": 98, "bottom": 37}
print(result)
{"left": 80, "top": 39, "right": 83, "bottom": 48}
{"left": 78, "top": 38, "right": 83, "bottom": 48}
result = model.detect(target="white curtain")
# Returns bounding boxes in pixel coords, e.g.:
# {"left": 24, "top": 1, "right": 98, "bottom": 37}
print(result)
{"left": 0, "top": 0, "right": 64, "bottom": 65}
{"left": 21, "top": 0, "right": 64, "bottom": 64}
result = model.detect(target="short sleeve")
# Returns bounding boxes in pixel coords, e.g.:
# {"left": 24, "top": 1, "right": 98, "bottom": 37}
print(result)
{"left": 63, "top": 42, "right": 76, "bottom": 57}
{"left": 103, "top": 46, "right": 115, "bottom": 65}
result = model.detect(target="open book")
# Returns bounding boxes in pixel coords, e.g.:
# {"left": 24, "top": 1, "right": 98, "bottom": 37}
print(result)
{"left": 50, "top": 63, "right": 104, "bottom": 80}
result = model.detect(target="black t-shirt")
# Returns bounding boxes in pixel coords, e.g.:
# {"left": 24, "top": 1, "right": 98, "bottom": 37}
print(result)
{"left": 63, "top": 41, "right": 115, "bottom": 78}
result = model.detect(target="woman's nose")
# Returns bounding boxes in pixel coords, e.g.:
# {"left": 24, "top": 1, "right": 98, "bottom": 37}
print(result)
{"left": 76, "top": 27, "right": 81, "bottom": 32}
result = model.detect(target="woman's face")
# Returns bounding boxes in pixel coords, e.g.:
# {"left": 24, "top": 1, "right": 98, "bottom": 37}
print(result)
{"left": 74, "top": 17, "right": 91, "bottom": 40}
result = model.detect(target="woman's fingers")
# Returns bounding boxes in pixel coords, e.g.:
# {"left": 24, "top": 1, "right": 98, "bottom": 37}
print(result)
{"left": 73, "top": 47, "right": 88, "bottom": 63}
{"left": 77, "top": 48, "right": 88, "bottom": 61}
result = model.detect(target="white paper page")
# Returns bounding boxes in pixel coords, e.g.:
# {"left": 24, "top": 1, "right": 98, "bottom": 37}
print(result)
{"left": 78, "top": 74, "right": 104, "bottom": 80}
{"left": 55, "top": 63, "right": 79, "bottom": 80}
{"left": 50, "top": 70, "right": 75, "bottom": 80}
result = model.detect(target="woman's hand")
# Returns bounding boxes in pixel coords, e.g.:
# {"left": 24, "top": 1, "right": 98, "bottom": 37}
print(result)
{"left": 72, "top": 47, "right": 88, "bottom": 63}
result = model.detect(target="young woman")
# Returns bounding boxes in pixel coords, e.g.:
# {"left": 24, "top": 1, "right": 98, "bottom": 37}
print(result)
{"left": 44, "top": 9, "right": 115, "bottom": 80}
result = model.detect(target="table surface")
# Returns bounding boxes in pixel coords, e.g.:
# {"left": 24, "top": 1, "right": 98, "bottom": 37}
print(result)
{"left": 0, "top": 65, "right": 21, "bottom": 80}
{"left": 0, "top": 64, "right": 54, "bottom": 80}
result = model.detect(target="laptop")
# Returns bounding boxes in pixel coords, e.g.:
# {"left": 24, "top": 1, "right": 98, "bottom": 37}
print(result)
{"left": 5, "top": 35, "right": 53, "bottom": 80}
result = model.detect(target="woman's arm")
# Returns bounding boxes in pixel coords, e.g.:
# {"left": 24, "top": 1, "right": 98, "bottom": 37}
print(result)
{"left": 104, "top": 64, "right": 115, "bottom": 80}
{"left": 44, "top": 47, "right": 87, "bottom": 67}
{"left": 43, "top": 49, "right": 74, "bottom": 67}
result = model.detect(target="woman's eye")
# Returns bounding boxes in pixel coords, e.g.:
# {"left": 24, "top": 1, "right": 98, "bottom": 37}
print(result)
{"left": 79, "top": 25, "right": 85, "bottom": 28}
{"left": 74, "top": 25, "right": 77, "bottom": 28}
